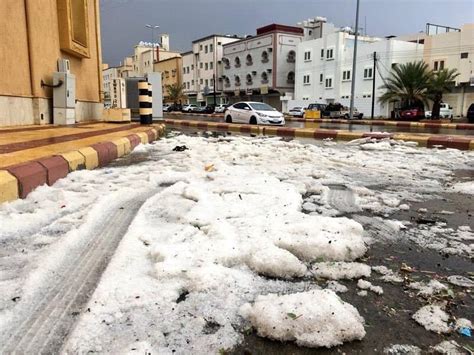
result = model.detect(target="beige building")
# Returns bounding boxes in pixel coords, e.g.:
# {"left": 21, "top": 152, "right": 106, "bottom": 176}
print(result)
{"left": 0, "top": 0, "right": 103, "bottom": 126}
{"left": 154, "top": 56, "right": 183, "bottom": 103}
{"left": 398, "top": 23, "right": 474, "bottom": 116}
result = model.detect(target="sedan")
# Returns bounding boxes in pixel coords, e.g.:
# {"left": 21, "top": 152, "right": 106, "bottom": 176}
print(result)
{"left": 225, "top": 102, "right": 285, "bottom": 125}
{"left": 288, "top": 107, "right": 305, "bottom": 117}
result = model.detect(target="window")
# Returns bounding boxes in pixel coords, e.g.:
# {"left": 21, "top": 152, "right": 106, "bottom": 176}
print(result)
{"left": 205, "top": 45, "right": 209, "bottom": 53}
{"left": 218, "top": 41, "right": 222, "bottom": 45}
{"left": 210, "top": 79, "right": 214, "bottom": 86}
{"left": 210, "top": 44, "right": 214, "bottom": 52}
{"left": 234, "top": 103, "right": 248, "bottom": 109}
{"left": 434, "top": 60, "right": 445, "bottom": 71}
{"left": 199, "top": 44, "right": 203, "bottom": 51}
{"left": 183, "top": 67, "right": 186, "bottom": 74}
{"left": 320, "top": 73, "right": 323, "bottom": 83}
{"left": 461, "top": 52, "right": 468, "bottom": 59}
{"left": 364, "top": 68, "right": 373, "bottom": 79}
{"left": 191, "top": 64, "right": 194, "bottom": 70}
{"left": 326, "top": 48, "right": 334, "bottom": 60}
{"left": 261, "top": 71, "right": 269, "bottom": 83}
{"left": 246, "top": 54, "right": 253, "bottom": 65}
{"left": 192, "top": 80, "right": 194, "bottom": 85}
{"left": 200, "top": 62, "right": 203, "bottom": 69}
{"left": 287, "top": 51, "right": 296, "bottom": 63}
{"left": 342, "top": 70, "right": 351, "bottom": 81}
{"left": 304, "top": 50, "right": 311, "bottom": 61}
{"left": 235, "top": 76, "right": 241, "bottom": 86}
{"left": 210, "top": 62, "right": 214, "bottom": 70}
{"left": 321, "top": 49, "right": 324, "bottom": 58}
{"left": 246, "top": 74, "right": 253, "bottom": 85}
{"left": 57, "top": 0, "right": 91, "bottom": 58}
{"left": 200, "top": 79, "right": 203, "bottom": 84}
{"left": 261, "top": 51, "right": 269, "bottom": 63}
{"left": 205, "top": 79, "right": 209, "bottom": 86}
{"left": 309, "top": 30, "right": 313, "bottom": 36}
{"left": 235, "top": 57, "right": 241, "bottom": 67}
{"left": 325, "top": 78, "right": 333, "bottom": 88}
{"left": 287, "top": 71, "right": 295, "bottom": 84}
{"left": 303, "top": 74, "right": 311, "bottom": 85}
{"left": 205, "top": 63, "right": 209, "bottom": 70}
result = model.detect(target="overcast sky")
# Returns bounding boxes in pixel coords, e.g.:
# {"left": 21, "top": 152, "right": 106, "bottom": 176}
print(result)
{"left": 100, "top": 0, "right": 474, "bottom": 66}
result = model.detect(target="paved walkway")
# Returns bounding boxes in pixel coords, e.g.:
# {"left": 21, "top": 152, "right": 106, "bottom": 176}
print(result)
{"left": 0, "top": 122, "right": 164, "bottom": 203}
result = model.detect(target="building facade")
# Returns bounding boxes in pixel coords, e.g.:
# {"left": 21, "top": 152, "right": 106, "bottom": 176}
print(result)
{"left": 182, "top": 35, "right": 242, "bottom": 106}
{"left": 293, "top": 23, "right": 423, "bottom": 117}
{"left": 154, "top": 56, "right": 183, "bottom": 103}
{"left": 397, "top": 23, "right": 474, "bottom": 116}
{"left": 222, "top": 24, "right": 304, "bottom": 110}
{"left": 0, "top": 0, "right": 103, "bottom": 126}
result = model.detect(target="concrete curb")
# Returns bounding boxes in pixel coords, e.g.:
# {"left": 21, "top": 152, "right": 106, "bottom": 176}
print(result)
{"left": 164, "top": 119, "right": 474, "bottom": 151}
{"left": 0, "top": 125, "right": 165, "bottom": 204}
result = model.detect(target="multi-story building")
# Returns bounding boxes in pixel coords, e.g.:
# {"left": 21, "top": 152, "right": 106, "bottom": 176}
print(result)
{"left": 293, "top": 19, "right": 423, "bottom": 117}
{"left": 154, "top": 56, "right": 183, "bottom": 103}
{"left": 0, "top": 0, "right": 103, "bottom": 126}
{"left": 222, "top": 24, "right": 304, "bottom": 110}
{"left": 182, "top": 35, "right": 242, "bottom": 106}
{"left": 397, "top": 23, "right": 474, "bottom": 116}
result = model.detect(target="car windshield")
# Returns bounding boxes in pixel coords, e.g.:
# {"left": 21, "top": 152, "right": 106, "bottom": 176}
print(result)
{"left": 292, "top": 107, "right": 302, "bottom": 110}
{"left": 249, "top": 103, "right": 274, "bottom": 111}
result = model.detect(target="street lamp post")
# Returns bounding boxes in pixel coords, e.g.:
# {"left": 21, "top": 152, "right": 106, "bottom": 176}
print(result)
{"left": 145, "top": 24, "right": 160, "bottom": 63}
{"left": 349, "top": 0, "right": 360, "bottom": 120}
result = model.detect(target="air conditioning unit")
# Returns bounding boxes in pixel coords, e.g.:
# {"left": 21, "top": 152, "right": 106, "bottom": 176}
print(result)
{"left": 57, "top": 58, "right": 71, "bottom": 73}
{"left": 252, "top": 71, "right": 257, "bottom": 75}
{"left": 267, "top": 69, "right": 272, "bottom": 73}
{"left": 268, "top": 48, "right": 273, "bottom": 52}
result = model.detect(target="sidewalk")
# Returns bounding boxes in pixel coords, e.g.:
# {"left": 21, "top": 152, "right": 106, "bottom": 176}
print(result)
{"left": 0, "top": 122, "right": 164, "bottom": 203}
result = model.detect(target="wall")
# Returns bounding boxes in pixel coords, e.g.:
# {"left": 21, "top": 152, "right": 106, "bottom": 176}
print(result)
{"left": 154, "top": 57, "right": 183, "bottom": 102}
{"left": 0, "top": 0, "right": 103, "bottom": 126}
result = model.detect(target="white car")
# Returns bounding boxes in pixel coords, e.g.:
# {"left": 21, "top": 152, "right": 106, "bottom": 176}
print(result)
{"left": 225, "top": 102, "right": 285, "bottom": 125}
{"left": 288, "top": 107, "right": 305, "bottom": 117}
{"left": 214, "top": 104, "right": 229, "bottom": 113}
{"left": 182, "top": 104, "right": 198, "bottom": 112}
{"left": 425, "top": 103, "right": 454, "bottom": 119}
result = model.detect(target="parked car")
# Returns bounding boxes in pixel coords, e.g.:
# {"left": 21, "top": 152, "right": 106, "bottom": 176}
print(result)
{"left": 307, "top": 103, "right": 327, "bottom": 112}
{"left": 182, "top": 104, "right": 198, "bottom": 112}
{"left": 323, "top": 103, "right": 363, "bottom": 119}
{"left": 425, "top": 103, "right": 454, "bottom": 119}
{"left": 214, "top": 104, "right": 229, "bottom": 113}
{"left": 192, "top": 105, "right": 215, "bottom": 114}
{"left": 400, "top": 107, "right": 425, "bottom": 121}
{"left": 467, "top": 103, "right": 474, "bottom": 123}
{"left": 225, "top": 102, "right": 285, "bottom": 125}
{"left": 288, "top": 107, "right": 305, "bottom": 117}
{"left": 163, "top": 104, "right": 172, "bottom": 112}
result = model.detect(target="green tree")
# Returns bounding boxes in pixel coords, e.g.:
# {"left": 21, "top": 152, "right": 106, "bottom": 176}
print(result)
{"left": 165, "top": 83, "right": 186, "bottom": 105}
{"left": 428, "top": 69, "right": 459, "bottom": 119}
{"left": 378, "top": 61, "right": 432, "bottom": 110}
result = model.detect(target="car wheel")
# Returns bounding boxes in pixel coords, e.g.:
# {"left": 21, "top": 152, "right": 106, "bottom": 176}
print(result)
{"left": 344, "top": 114, "right": 350, "bottom": 119}
{"left": 249, "top": 116, "right": 257, "bottom": 125}
{"left": 226, "top": 115, "right": 232, "bottom": 123}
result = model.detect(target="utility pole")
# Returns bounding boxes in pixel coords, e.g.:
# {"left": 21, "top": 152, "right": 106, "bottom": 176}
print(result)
{"left": 371, "top": 51, "right": 376, "bottom": 119}
{"left": 213, "top": 73, "right": 217, "bottom": 106}
{"left": 349, "top": 0, "right": 360, "bottom": 120}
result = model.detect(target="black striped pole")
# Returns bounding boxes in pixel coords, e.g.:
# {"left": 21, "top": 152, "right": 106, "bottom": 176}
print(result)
{"left": 139, "top": 80, "right": 151, "bottom": 124}
{"left": 148, "top": 83, "right": 153, "bottom": 124}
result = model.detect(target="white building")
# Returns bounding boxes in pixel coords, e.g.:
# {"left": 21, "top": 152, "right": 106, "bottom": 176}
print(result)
{"left": 397, "top": 23, "right": 474, "bottom": 116}
{"left": 221, "top": 24, "right": 305, "bottom": 110}
{"left": 182, "top": 34, "right": 242, "bottom": 106}
{"left": 293, "top": 23, "right": 423, "bottom": 117}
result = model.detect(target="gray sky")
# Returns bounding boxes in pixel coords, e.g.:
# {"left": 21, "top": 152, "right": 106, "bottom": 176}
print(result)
{"left": 100, "top": 0, "right": 474, "bottom": 66}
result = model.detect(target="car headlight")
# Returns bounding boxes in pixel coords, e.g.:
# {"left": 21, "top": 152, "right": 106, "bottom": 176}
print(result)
{"left": 257, "top": 112, "right": 268, "bottom": 118}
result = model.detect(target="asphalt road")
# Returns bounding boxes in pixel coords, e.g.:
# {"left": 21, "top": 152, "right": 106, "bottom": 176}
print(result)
{"left": 164, "top": 113, "right": 474, "bottom": 136}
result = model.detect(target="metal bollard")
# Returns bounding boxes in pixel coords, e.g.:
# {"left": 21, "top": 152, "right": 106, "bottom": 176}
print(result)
{"left": 139, "top": 80, "right": 152, "bottom": 124}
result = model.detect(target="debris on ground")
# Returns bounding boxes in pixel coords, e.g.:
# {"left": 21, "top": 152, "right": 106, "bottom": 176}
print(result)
{"left": 357, "top": 279, "right": 383, "bottom": 295}
{"left": 240, "top": 290, "right": 366, "bottom": 348}
{"left": 447, "top": 275, "right": 474, "bottom": 288}
{"left": 431, "top": 340, "right": 462, "bottom": 354}
{"left": 412, "top": 304, "right": 450, "bottom": 334}
{"left": 383, "top": 344, "right": 421, "bottom": 354}
{"left": 311, "top": 262, "right": 371, "bottom": 280}
{"left": 172, "top": 145, "right": 189, "bottom": 152}
{"left": 372, "top": 265, "right": 404, "bottom": 284}
{"left": 409, "top": 280, "right": 448, "bottom": 297}
{"left": 325, "top": 280, "right": 348, "bottom": 293}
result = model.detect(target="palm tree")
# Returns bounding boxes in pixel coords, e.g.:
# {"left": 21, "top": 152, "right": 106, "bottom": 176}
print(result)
{"left": 165, "top": 83, "right": 186, "bottom": 106}
{"left": 428, "top": 69, "right": 459, "bottom": 119}
{"left": 379, "top": 61, "right": 432, "bottom": 110}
